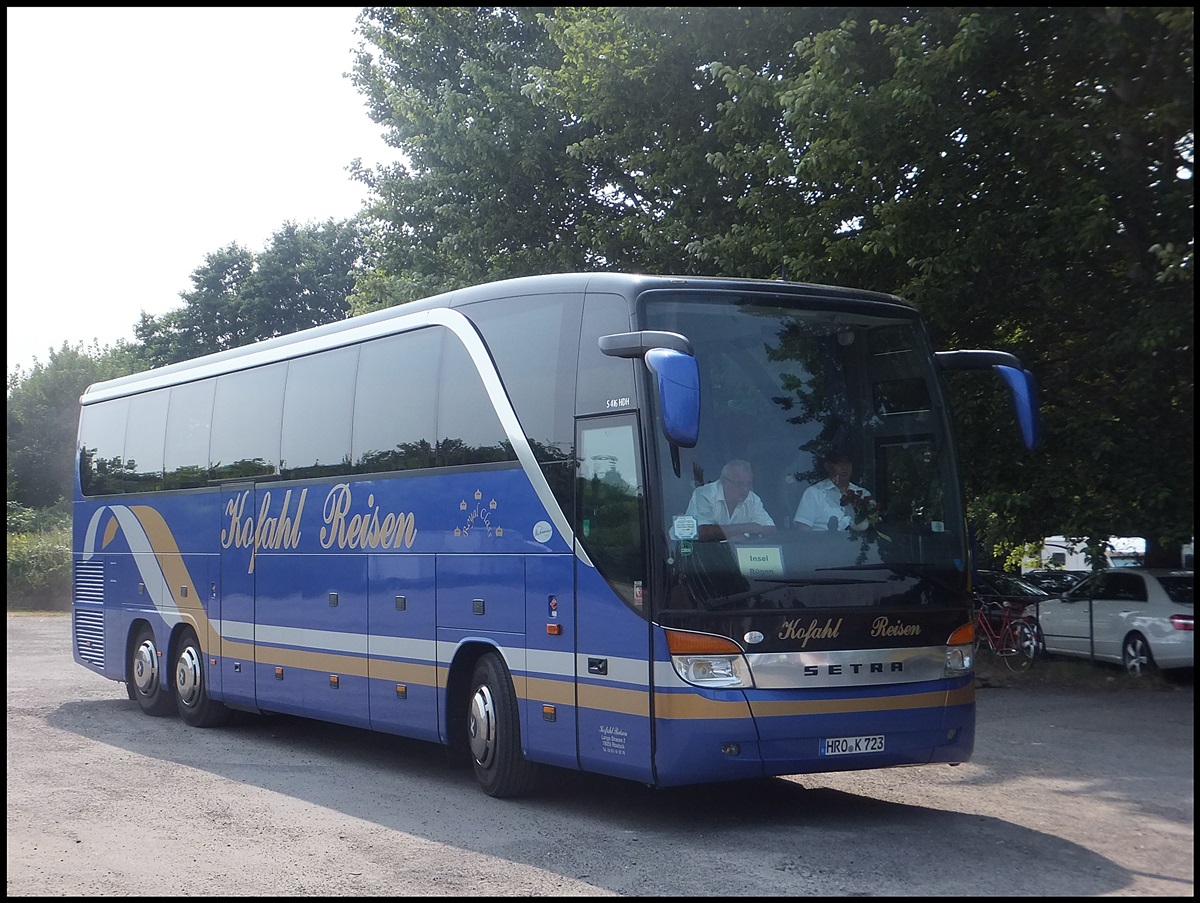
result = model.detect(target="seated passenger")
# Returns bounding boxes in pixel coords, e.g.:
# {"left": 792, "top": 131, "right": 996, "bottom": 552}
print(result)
{"left": 685, "top": 459, "right": 778, "bottom": 542}
{"left": 794, "top": 447, "right": 867, "bottom": 531}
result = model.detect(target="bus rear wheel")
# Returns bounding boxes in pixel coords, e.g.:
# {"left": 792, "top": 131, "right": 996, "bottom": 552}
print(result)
{"left": 129, "top": 623, "right": 174, "bottom": 716}
{"left": 173, "top": 627, "right": 231, "bottom": 727}
{"left": 467, "top": 652, "right": 538, "bottom": 798}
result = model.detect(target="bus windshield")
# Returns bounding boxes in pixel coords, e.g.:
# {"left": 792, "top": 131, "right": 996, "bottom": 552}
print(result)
{"left": 643, "top": 289, "right": 968, "bottom": 615}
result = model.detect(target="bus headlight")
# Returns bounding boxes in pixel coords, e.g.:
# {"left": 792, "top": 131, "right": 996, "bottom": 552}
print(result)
{"left": 664, "top": 628, "right": 754, "bottom": 689}
{"left": 671, "top": 654, "right": 752, "bottom": 688}
{"left": 945, "top": 644, "right": 973, "bottom": 675}
{"left": 945, "top": 622, "right": 974, "bottom": 676}
{"left": 945, "top": 619, "right": 974, "bottom": 677}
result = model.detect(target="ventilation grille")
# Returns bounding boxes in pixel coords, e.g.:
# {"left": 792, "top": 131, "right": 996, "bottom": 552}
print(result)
{"left": 74, "top": 560, "right": 106, "bottom": 667}
{"left": 74, "top": 559, "right": 105, "bottom": 604}
{"left": 74, "top": 608, "right": 106, "bottom": 667}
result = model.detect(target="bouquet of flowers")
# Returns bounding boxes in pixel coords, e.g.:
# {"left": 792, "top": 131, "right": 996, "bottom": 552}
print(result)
{"left": 840, "top": 489, "right": 890, "bottom": 541}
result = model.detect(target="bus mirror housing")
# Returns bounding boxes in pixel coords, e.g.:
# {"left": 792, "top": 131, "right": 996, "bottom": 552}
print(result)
{"left": 935, "top": 350, "right": 1042, "bottom": 450}
{"left": 645, "top": 348, "right": 700, "bottom": 448}
{"left": 600, "top": 331, "right": 700, "bottom": 448}
{"left": 599, "top": 330, "right": 694, "bottom": 357}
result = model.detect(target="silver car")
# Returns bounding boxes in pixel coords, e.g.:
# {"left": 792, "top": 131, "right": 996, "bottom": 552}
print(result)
{"left": 1034, "top": 568, "right": 1194, "bottom": 675}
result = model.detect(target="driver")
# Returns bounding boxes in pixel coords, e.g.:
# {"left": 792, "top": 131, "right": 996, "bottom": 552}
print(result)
{"left": 684, "top": 459, "right": 778, "bottom": 542}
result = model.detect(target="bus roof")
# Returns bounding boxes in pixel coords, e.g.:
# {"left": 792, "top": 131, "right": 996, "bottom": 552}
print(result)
{"left": 80, "top": 272, "right": 909, "bottom": 404}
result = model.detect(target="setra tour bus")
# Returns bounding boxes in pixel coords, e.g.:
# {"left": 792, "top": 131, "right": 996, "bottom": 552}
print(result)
{"left": 71, "top": 272, "right": 1039, "bottom": 797}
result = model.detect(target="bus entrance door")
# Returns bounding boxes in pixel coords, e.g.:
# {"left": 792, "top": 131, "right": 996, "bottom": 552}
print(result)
{"left": 573, "top": 416, "right": 654, "bottom": 783}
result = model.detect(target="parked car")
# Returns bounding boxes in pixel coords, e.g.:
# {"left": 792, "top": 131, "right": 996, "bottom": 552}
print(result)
{"left": 1031, "top": 568, "right": 1194, "bottom": 676}
{"left": 974, "top": 569, "right": 1053, "bottom": 610}
{"left": 1022, "top": 569, "right": 1089, "bottom": 595}
{"left": 972, "top": 569, "right": 1052, "bottom": 642}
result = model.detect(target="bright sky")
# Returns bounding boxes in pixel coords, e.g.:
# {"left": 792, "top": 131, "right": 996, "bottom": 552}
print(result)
{"left": 6, "top": 7, "right": 394, "bottom": 377}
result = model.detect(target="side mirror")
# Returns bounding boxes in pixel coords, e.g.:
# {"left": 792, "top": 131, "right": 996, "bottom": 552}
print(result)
{"left": 935, "top": 350, "right": 1041, "bottom": 450}
{"left": 994, "top": 364, "right": 1041, "bottom": 451}
{"left": 645, "top": 348, "right": 699, "bottom": 448}
{"left": 600, "top": 330, "right": 701, "bottom": 449}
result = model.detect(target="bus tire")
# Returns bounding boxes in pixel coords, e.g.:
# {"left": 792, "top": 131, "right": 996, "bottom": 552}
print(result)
{"left": 173, "top": 627, "right": 231, "bottom": 727}
{"left": 129, "top": 623, "right": 174, "bottom": 717}
{"left": 467, "top": 652, "right": 538, "bottom": 798}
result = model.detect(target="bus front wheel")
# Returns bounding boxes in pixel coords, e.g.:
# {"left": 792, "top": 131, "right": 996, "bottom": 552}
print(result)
{"left": 129, "top": 623, "right": 174, "bottom": 716}
{"left": 173, "top": 627, "right": 231, "bottom": 727}
{"left": 467, "top": 652, "right": 538, "bottom": 798}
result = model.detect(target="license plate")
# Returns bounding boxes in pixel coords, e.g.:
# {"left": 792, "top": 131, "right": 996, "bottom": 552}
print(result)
{"left": 821, "top": 734, "right": 885, "bottom": 756}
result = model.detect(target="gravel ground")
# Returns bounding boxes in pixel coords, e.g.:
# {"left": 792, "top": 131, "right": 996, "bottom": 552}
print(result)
{"left": 7, "top": 612, "right": 1193, "bottom": 896}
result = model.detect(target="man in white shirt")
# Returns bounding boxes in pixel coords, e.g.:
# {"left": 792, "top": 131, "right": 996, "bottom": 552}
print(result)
{"left": 685, "top": 459, "right": 778, "bottom": 542}
{"left": 794, "top": 448, "right": 866, "bottom": 531}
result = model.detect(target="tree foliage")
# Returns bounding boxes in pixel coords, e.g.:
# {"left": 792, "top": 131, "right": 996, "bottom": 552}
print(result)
{"left": 135, "top": 218, "right": 365, "bottom": 368}
{"left": 7, "top": 8, "right": 1193, "bottom": 569}
{"left": 6, "top": 342, "right": 133, "bottom": 509}
{"left": 7, "top": 219, "right": 364, "bottom": 508}
{"left": 347, "top": 7, "right": 598, "bottom": 311}
{"left": 349, "top": 6, "right": 1193, "bottom": 561}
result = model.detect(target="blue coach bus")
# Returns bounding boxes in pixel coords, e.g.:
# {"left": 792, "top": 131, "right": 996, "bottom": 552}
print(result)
{"left": 71, "top": 272, "right": 1038, "bottom": 797}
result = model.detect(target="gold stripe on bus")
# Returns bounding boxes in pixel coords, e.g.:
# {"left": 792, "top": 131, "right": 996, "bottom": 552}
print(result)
{"left": 523, "top": 674, "right": 576, "bottom": 706}
{"left": 653, "top": 691, "right": 752, "bottom": 719}
{"left": 746, "top": 686, "right": 972, "bottom": 718}
{"left": 366, "top": 658, "right": 440, "bottom": 685}
{"left": 652, "top": 683, "right": 973, "bottom": 720}
{"left": 577, "top": 682, "right": 650, "bottom": 717}
{"left": 219, "top": 636, "right": 256, "bottom": 660}
{"left": 258, "top": 646, "right": 372, "bottom": 678}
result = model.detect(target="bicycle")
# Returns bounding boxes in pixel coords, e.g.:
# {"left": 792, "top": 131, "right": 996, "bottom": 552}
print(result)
{"left": 974, "top": 598, "right": 1039, "bottom": 673}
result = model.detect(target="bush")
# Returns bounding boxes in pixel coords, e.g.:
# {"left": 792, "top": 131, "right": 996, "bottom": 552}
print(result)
{"left": 6, "top": 518, "right": 71, "bottom": 610}
{"left": 7, "top": 500, "right": 70, "bottom": 534}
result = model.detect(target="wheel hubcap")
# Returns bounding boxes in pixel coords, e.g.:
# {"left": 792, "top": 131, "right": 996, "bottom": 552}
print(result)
{"left": 1125, "top": 640, "right": 1148, "bottom": 676}
{"left": 175, "top": 645, "right": 203, "bottom": 707}
{"left": 468, "top": 685, "right": 496, "bottom": 767}
{"left": 133, "top": 639, "right": 159, "bottom": 695}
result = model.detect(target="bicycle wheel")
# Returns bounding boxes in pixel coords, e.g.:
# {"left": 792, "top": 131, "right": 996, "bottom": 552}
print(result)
{"left": 1000, "top": 620, "right": 1037, "bottom": 673}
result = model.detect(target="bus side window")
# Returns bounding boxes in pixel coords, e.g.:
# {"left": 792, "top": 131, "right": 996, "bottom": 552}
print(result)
{"left": 164, "top": 378, "right": 216, "bottom": 490}
{"left": 210, "top": 363, "right": 287, "bottom": 481}
{"left": 281, "top": 346, "right": 357, "bottom": 480}
{"left": 123, "top": 389, "right": 169, "bottom": 493}
{"left": 353, "top": 330, "right": 439, "bottom": 474}
{"left": 78, "top": 398, "right": 130, "bottom": 497}
{"left": 577, "top": 417, "right": 645, "bottom": 609}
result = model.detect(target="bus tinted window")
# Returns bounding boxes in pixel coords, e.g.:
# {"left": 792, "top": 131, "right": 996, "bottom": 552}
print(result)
{"left": 437, "top": 335, "right": 517, "bottom": 466}
{"left": 578, "top": 417, "right": 644, "bottom": 609}
{"left": 465, "top": 293, "right": 580, "bottom": 459}
{"left": 576, "top": 292, "right": 637, "bottom": 417}
{"left": 210, "top": 363, "right": 286, "bottom": 481}
{"left": 123, "top": 390, "right": 169, "bottom": 493}
{"left": 281, "top": 345, "right": 357, "bottom": 480}
{"left": 467, "top": 293, "right": 581, "bottom": 511}
{"left": 163, "top": 378, "right": 215, "bottom": 489}
{"left": 78, "top": 397, "right": 129, "bottom": 497}
{"left": 353, "top": 329, "right": 439, "bottom": 474}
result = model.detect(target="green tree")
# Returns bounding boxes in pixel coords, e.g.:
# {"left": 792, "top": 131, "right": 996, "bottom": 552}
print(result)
{"left": 136, "top": 219, "right": 364, "bottom": 367}
{"left": 350, "top": 7, "right": 1193, "bottom": 562}
{"left": 7, "top": 342, "right": 135, "bottom": 509}
{"left": 348, "top": 6, "right": 600, "bottom": 312}
{"left": 737, "top": 8, "right": 1193, "bottom": 564}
